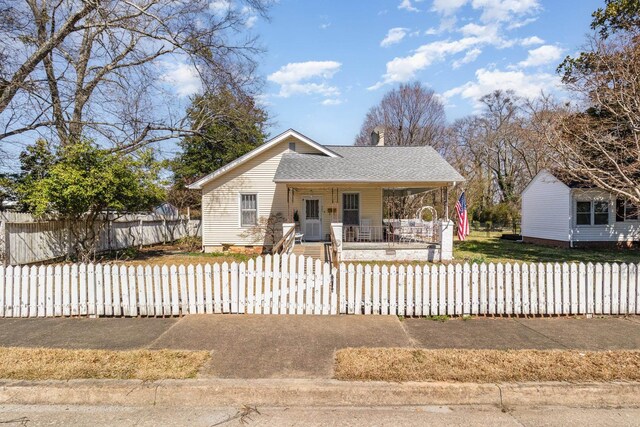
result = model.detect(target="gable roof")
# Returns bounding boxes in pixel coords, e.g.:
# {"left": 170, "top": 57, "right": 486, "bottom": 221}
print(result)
{"left": 187, "top": 129, "right": 340, "bottom": 190}
{"left": 522, "top": 169, "right": 595, "bottom": 196}
{"left": 274, "top": 145, "right": 465, "bottom": 183}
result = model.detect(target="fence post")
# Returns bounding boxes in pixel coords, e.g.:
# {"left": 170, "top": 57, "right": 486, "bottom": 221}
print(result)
{"left": 2, "top": 220, "right": 9, "bottom": 266}
{"left": 163, "top": 218, "right": 167, "bottom": 245}
{"left": 139, "top": 219, "right": 144, "bottom": 249}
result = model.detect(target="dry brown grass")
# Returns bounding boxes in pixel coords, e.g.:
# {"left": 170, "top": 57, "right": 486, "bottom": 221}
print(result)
{"left": 335, "top": 348, "right": 640, "bottom": 383}
{"left": 0, "top": 348, "right": 210, "bottom": 380}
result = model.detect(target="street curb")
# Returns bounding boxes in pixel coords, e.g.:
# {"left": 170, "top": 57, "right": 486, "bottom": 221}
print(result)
{"left": 1, "top": 379, "right": 640, "bottom": 408}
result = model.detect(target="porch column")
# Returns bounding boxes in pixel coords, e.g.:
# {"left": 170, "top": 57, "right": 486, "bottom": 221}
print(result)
{"left": 330, "top": 223, "right": 343, "bottom": 261}
{"left": 439, "top": 220, "right": 454, "bottom": 261}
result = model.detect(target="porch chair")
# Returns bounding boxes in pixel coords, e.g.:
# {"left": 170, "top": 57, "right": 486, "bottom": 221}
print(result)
{"left": 359, "top": 218, "right": 372, "bottom": 241}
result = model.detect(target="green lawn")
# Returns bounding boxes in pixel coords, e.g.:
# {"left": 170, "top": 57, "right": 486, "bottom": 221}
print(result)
{"left": 455, "top": 232, "right": 640, "bottom": 264}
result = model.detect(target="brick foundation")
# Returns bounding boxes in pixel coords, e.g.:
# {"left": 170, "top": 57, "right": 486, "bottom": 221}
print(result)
{"left": 523, "top": 236, "right": 638, "bottom": 249}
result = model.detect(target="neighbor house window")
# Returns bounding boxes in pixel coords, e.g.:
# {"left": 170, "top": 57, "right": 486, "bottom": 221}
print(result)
{"left": 576, "top": 200, "right": 609, "bottom": 225}
{"left": 288, "top": 142, "right": 296, "bottom": 152}
{"left": 594, "top": 201, "right": 609, "bottom": 225}
{"left": 616, "top": 198, "right": 639, "bottom": 222}
{"left": 342, "top": 193, "right": 360, "bottom": 225}
{"left": 240, "top": 194, "right": 257, "bottom": 226}
{"left": 576, "top": 201, "right": 591, "bottom": 225}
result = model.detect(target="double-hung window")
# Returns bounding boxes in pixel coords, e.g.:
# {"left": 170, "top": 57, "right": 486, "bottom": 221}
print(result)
{"left": 240, "top": 194, "right": 257, "bottom": 226}
{"left": 616, "top": 198, "right": 639, "bottom": 222}
{"left": 576, "top": 200, "right": 609, "bottom": 225}
{"left": 342, "top": 193, "right": 360, "bottom": 225}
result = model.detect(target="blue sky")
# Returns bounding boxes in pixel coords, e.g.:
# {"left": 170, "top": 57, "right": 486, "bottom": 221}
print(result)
{"left": 249, "top": 0, "right": 603, "bottom": 146}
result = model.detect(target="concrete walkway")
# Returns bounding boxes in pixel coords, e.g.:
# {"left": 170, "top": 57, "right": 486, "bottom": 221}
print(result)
{"left": 0, "top": 316, "right": 639, "bottom": 378}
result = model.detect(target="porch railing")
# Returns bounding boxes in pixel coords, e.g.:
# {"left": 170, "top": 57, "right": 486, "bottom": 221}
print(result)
{"left": 273, "top": 225, "right": 295, "bottom": 255}
{"left": 342, "top": 222, "right": 439, "bottom": 245}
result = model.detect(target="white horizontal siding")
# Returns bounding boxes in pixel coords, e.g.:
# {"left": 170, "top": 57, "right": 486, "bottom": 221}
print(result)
{"left": 522, "top": 170, "right": 571, "bottom": 241}
{"left": 571, "top": 189, "right": 640, "bottom": 243}
{"left": 201, "top": 137, "right": 324, "bottom": 248}
{"left": 291, "top": 187, "right": 383, "bottom": 239}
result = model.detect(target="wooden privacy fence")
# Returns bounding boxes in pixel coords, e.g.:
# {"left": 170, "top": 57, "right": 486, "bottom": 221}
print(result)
{"left": 1, "top": 213, "right": 201, "bottom": 265}
{"left": 0, "top": 255, "right": 639, "bottom": 318}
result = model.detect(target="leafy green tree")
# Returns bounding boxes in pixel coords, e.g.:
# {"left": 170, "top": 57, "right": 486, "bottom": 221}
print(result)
{"left": 18, "top": 140, "right": 164, "bottom": 260}
{"left": 169, "top": 87, "right": 268, "bottom": 210}
{"left": 592, "top": 0, "right": 640, "bottom": 37}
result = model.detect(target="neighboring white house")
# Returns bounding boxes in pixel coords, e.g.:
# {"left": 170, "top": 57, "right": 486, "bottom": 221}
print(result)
{"left": 188, "top": 129, "right": 465, "bottom": 261}
{"left": 521, "top": 170, "right": 640, "bottom": 247}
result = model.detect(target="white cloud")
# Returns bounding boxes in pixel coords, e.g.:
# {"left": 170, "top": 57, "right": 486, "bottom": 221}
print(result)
{"left": 322, "top": 98, "right": 343, "bottom": 106}
{"left": 518, "top": 45, "right": 563, "bottom": 67}
{"left": 381, "top": 27, "right": 409, "bottom": 47}
{"left": 452, "top": 48, "right": 482, "bottom": 68}
{"left": 370, "top": 38, "right": 481, "bottom": 89}
{"left": 520, "top": 36, "right": 544, "bottom": 46}
{"left": 398, "top": 0, "right": 419, "bottom": 12}
{"left": 245, "top": 14, "right": 258, "bottom": 28}
{"left": 431, "top": 0, "right": 469, "bottom": 15}
{"left": 444, "top": 67, "right": 560, "bottom": 105}
{"left": 471, "top": 0, "right": 541, "bottom": 24}
{"left": 268, "top": 61, "right": 342, "bottom": 98}
{"left": 209, "top": 0, "right": 231, "bottom": 13}
{"left": 320, "top": 22, "right": 331, "bottom": 29}
{"left": 161, "top": 62, "right": 201, "bottom": 97}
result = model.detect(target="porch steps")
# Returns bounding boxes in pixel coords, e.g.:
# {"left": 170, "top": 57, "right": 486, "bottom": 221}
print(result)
{"left": 291, "top": 242, "right": 327, "bottom": 263}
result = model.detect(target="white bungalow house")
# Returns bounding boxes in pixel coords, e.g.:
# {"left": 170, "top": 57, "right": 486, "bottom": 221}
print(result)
{"left": 188, "top": 129, "right": 465, "bottom": 261}
{"left": 521, "top": 170, "right": 640, "bottom": 247}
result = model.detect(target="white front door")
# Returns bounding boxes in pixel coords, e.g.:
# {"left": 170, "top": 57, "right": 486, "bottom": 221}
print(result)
{"left": 302, "top": 197, "right": 322, "bottom": 241}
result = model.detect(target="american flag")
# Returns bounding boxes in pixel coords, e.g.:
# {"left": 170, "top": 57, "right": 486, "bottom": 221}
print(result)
{"left": 455, "top": 192, "right": 470, "bottom": 241}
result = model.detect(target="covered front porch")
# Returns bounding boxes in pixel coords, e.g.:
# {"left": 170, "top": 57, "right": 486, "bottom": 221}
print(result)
{"left": 281, "top": 183, "right": 455, "bottom": 262}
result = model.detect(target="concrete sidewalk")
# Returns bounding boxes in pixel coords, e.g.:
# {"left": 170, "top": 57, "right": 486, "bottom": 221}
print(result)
{"left": 0, "top": 315, "right": 639, "bottom": 378}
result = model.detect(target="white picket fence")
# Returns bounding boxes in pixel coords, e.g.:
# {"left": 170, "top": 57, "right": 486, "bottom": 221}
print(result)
{"left": 0, "top": 255, "right": 639, "bottom": 318}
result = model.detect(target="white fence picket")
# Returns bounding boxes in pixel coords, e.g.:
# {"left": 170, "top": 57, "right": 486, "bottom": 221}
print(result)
{"left": 619, "top": 263, "right": 628, "bottom": 314}
{"left": 271, "top": 255, "right": 280, "bottom": 314}
{"left": 446, "top": 265, "right": 454, "bottom": 315}
{"left": 230, "top": 262, "right": 239, "bottom": 314}
{"left": 214, "top": 262, "right": 223, "bottom": 313}
{"left": 5, "top": 266, "right": 13, "bottom": 317}
{"left": 95, "top": 264, "right": 104, "bottom": 317}
{"left": 196, "top": 264, "right": 205, "bottom": 314}
{"left": 153, "top": 265, "right": 163, "bottom": 316}
{"left": 430, "top": 265, "right": 438, "bottom": 316}
{"left": 0, "top": 266, "right": 5, "bottom": 317}
{"left": 263, "top": 256, "right": 272, "bottom": 315}
{"left": 414, "top": 265, "right": 422, "bottom": 317}
{"left": 170, "top": 265, "right": 180, "bottom": 316}
{"left": 373, "top": 265, "right": 381, "bottom": 315}
{"left": 488, "top": 263, "right": 496, "bottom": 315}
{"left": 246, "top": 260, "right": 255, "bottom": 314}
{"left": 306, "top": 257, "right": 314, "bottom": 315}
{"left": 406, "top": 265, "right": 414, "bottom": 317}
{"left": 112, "top": 265, "right": 121, "bottom": 316}
{"left": 280, "top": 255, "right": 288, "bottom": 314}
{"left": 347, "top": 264, "right": 355, "bottom": 315}
{"left": 322, "top": 263, "right": 331, "bottom": 315}
{"left": 187, "top": 264, "right": 197, "bottom": 314}
{"left": 221, "top": 262, "right": 230, "bottom": 314}
{"left": 204, "top": 264, "right": 213, "bottom": 314}
{"left": 127, "top": 266, "right": 137, "bottom": 316}
{"left": 239, "top": 262, "right": 247, "bottom": 315}
{"left": 137, "top": 266, "right": 147, "bottom": 316}
{"left": 397, "top": 265, "right": 405, "bottom": 316}
{"left": 296, "top": 256, "right": 304, "bottom": 315}
{"left": 381, "top": 265, "right": 389, "bottom": 315}
{"left": 364, "top": 265, "right": 372, "bottom": 315}
{"left": 389, "top": 265, "right": 397, "bottom": 316}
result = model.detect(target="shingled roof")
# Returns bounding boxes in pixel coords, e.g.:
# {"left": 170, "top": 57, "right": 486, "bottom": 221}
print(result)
{"left": 274, "top": 145, "right": 465, "bottom": 183}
